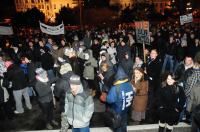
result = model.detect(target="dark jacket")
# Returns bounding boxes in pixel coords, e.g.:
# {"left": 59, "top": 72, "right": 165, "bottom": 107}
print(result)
{"left": 41, "top": 52, "right": 54, "bottom": 71}
{"left": 102, "top": 67, "right": 115, "bottom": 92}
{"left": 6, "top": 64, "right": 28, "bottom": 90}
{"left": 174, "top": 63, "right": 193, "bottom": 83}
{"left": 120, "top": 57, "right": 133, "bottom": 80}
{"left": 35, "top": 81, "right": 53, "bottom": 103}
{"left": 158, "top": 84, "right": 186, "bottom": 112}
{"left": 117, "top": 44, "right": 131, "bottom": 63}
{"left": 146, "top": 57, "right": 162, "bottom": 91}
{"left": 54, "top": 71, "right": 74, "bottom": 112}
{"left": 107, "top": 66, "right": 134, "bottom": 114}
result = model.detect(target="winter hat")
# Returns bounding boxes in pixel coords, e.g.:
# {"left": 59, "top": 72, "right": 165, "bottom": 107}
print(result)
{"left": 35, "top": 68, "right": 47, "bottom": 79}
{"left": 69, "top": 75, "right": 81, "bottom": 85}
{"left": 60, "top": 63, "right": 72, "bottom": 75}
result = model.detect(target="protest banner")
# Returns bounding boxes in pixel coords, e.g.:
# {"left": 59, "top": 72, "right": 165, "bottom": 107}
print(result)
{"left": 39, "top": 21, "right": 64, "bottom": 35}
{"left": 0, "top": 26, "right": 13, "bottom": 35}
{"left": 180, "top": 13, "right": 193, "bottom": 25}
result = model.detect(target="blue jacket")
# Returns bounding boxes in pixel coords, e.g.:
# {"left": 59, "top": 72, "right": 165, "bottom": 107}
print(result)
{"left": 106, "top": 66, "right": 134, "bottom": 114}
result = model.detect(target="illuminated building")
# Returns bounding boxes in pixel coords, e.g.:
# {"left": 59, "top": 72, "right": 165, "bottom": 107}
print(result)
{"left": 14, "top": 0, "right": 77, "bottom": 21}
{"left": 110, "top": 0, "right": 134, "bottom": 9}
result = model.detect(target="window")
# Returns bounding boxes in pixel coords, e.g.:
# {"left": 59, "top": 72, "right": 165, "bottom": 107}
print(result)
{"left": 38, "top": 5, "right": 41, "bottom": 9}
{"left": 31, "top": 0, "right": 34, "bottom": 3}
{"left": 67, "top": 4, "right": 69, "bottom": 8}
{"left": 25, "top": 0, "right": 28, "bottom": 3}
{"left": 54, "top": 4, "right": 56, "bottom": 9}
{"left": 42, "top": 4, "right": 44, "bottom": 9}
{"left": 38, "top": 0, "right": 40, "bottom": 3}
{"left": 47, "top": 5, "right": 49, "bottom": 10}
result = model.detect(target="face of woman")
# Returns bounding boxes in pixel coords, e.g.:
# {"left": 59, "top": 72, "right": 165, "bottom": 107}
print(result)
{"left": 134, "top": 69, "right": 143, "bottom": 80}
{"left": 166, "top": 75, "right": 175, "bottom": 85}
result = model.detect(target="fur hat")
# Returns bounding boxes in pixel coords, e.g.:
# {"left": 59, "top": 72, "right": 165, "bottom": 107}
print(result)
{"left": 69, "top": 75, "right": 81, "bottom": 85}
{"left": 59, "top": 63, "right": 72, "bottom": 75}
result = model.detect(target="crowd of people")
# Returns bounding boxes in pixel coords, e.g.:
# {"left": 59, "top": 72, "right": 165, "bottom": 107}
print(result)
{"left": 0, "top": 22, "right": 200, "bottom": 132}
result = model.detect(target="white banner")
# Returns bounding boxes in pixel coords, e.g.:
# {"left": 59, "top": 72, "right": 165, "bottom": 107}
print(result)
{"left": 135, "top": 21, "right": 150, "bottom": 45}
{"left": 180, "top": 13, "right": 193, "bottom": 25}
{"left": 39, "top": 21, "right": 64, "bottom": 35}
{"left": 0, "top": 26, "right": 13, "bottom": 35}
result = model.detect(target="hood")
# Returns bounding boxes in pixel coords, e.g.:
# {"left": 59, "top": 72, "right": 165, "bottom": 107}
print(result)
{"left": 113, "top": 66, "right": 129, "bottom": 85}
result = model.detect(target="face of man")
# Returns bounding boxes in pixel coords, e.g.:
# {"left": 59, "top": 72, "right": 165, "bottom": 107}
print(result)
{"left": 185, "top": 57, "right": 193, "bottom": 66}
{"left": 70, "top": 84, "right": 79, "bottom": 96}
{"left": 150, "top": 50, "right": 158, "bottom": 60}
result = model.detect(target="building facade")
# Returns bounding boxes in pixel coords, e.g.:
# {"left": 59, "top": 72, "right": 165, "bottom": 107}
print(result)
{"left": 110, "top": 0, "right": 171, "bottom": 14}
{"left": 110, "top": 0, "right": 134, "bottom": 9}
{"left": 14, "top": 0, "right": 77, "bottom": 21}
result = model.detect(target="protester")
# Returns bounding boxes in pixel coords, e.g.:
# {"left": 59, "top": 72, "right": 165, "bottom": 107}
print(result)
{"left": 4, "top": 60, "right": 32, "bottom": 114}
{"left": 157, "top": 73, "right": 186, "bottom": 132}
{"left": 63, "top": 74, "right": 94, "bottom": 132}
{"left": 131, "top": 67, "right": 148, "bottom": 125}
{"left": 35, "top": 68, "right": 58, "bottom": 129}
{"left": 106, "top": 66, "right": 134, "bottom": 132}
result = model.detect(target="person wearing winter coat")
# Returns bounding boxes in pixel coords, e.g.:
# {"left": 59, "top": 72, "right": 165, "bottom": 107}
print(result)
{"left": 5, "top": 61, "right": 32, "bottom": 114}
{"left": 106, "top": 66, "right": 134, "bottom": 132}
{"left": 158, "top": 73, "right": 186, "bottom": 132}
{"left": 116, "top": 40, "right": 131, "bottom": 63}
{"left": 131, "top": 68, "right": 148, "bottom": 124}
{"left": 35, "top": 68, "right": 58, "bottom": 130}
{"left": 185, "top": 52, "right": 200, "bottom": 100}
{"left": 63, "top": 74, "right": 94, "bottom": 132}
{"left": 161, "top": 36, "right": 177, "bottom": 74}
{"left": 146, "top": 49, "right": 162, "bottom": 122}
{"left": 187, "top": 82, "right": 200, "bottom": 132}
{"left": 119, "top": 52, "right": 133, "bottom": 80}
{"left": 40, "top": 49, "right": 55, "bottom": 80}
{"left": 107, "top": 41, "right": 117, "bottom": 65}
{"left": 98, "top": 62, "right": 115, "bottom": 92}
{"left": 133, "top": 56, "right": 144, "bottom": 69}
{"left": 54, "top": 63, "right": 73, "bottom": 132}
{"left": 82, "top": 50, "right": 98, "bottom": 96}
{"left": 174, "top": 55, "right": 194, "bottom": 86}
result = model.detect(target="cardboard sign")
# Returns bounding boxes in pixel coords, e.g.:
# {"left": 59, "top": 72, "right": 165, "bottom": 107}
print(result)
{"left": 135, "top": 21, "right": 150, "bottom": 45}
{"left": 180, "top": 13, "right": 193, "bottom": 25}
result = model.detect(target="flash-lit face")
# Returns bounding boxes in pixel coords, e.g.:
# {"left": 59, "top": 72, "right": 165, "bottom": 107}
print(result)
{"left": 166, "top": 75, "right": 175, "bottom": 86}
{"left": 134, "top": 69, "right": 143, "bottom": 80}
{"left": 70, "top": 84, "right": 79, "bottom": 96}
{"left": 150, "top": 50, "right": 158, "bottom": 60}
{"left": 185, "top": 57, "right": 193, "bottom": 66}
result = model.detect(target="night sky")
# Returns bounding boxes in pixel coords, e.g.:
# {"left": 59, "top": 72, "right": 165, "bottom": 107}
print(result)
{"left": 0, "top": 0, "right": 15, "bottom": 19}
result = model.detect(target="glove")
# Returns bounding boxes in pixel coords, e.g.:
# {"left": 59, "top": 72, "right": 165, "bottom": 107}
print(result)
{"left": 85, "top": 62, "right": 91, "bottom": 66}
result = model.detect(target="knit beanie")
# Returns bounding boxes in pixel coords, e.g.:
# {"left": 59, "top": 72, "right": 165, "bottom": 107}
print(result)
{"left": 69, "top": 75, "right": 81, "bottom": 85}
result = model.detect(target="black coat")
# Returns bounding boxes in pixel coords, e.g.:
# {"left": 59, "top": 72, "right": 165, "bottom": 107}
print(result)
{"left": 54, "top": 71, "right": 73, "bottom": 112}
{"left": 6, "top": 64, "right": 28, "bottom": 90}
{"left": 41, "top": 52, "right": 54, "bottom": 71}
{"left": 116, "top": 44, "right": 131, "bottom": 63}
{"left": 158, "top": 84, "right": 186, "bottom": 124}
{"left": 119, "top": 58, "right": 133, "bottom": 80}
{"left": 102, "top": 68, "right": 115, "bottom": 92}
{"left": 146, "top": 57, "right": 162, "bottom": 91}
